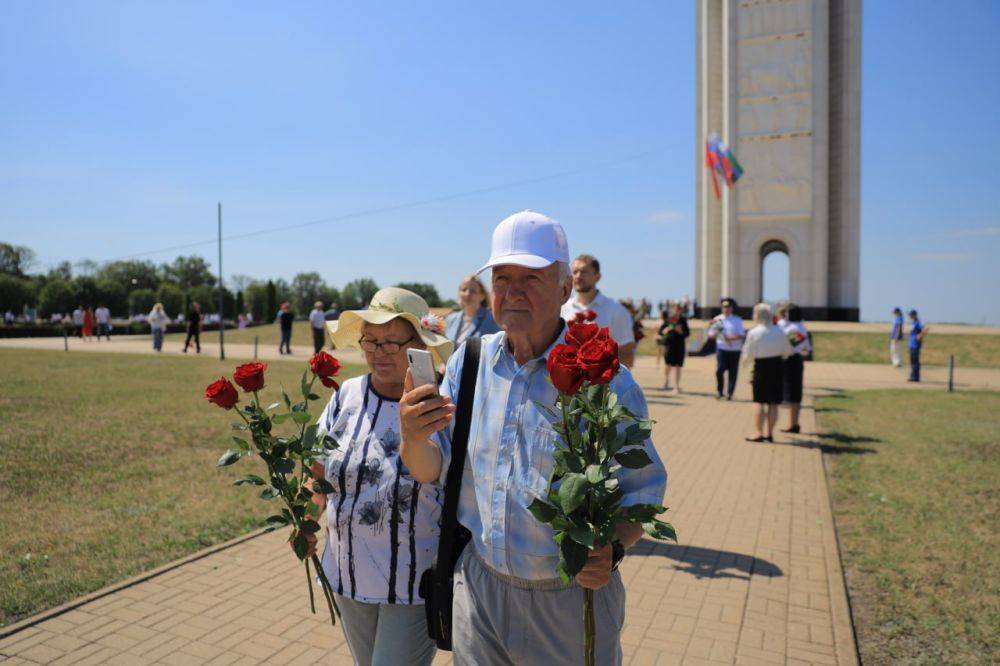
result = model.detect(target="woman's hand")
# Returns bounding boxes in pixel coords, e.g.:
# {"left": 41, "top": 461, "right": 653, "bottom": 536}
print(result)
{"left": 400, "top": 369, "right": 455, "bottom": 444}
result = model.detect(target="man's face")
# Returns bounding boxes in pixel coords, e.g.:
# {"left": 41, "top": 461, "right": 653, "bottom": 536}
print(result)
{"left": 571, "top": 260, "right": 599, "bottom": 293}
{"left": 492, "top": 263, "right": 570, "bottom": 336}
{"left": 722, "top": 304, "right": 732, "bottom": 316}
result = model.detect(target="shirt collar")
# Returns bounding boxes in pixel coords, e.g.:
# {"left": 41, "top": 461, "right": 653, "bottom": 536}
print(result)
{"left": 493, "top": 319, "right": 568, "bottom": 369}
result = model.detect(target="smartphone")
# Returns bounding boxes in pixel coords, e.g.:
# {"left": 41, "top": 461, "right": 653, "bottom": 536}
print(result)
{"left": 407, "top": 348, "right": 439, "bottom": 396}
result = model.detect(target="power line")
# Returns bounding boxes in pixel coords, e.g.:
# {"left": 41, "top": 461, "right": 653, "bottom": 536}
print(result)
{"left": 105, "top": 146, "right": 668, "bottom": 262}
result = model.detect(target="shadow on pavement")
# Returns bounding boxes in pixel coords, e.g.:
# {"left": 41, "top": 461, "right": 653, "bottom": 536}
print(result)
{"left": 634, "top": 542, "right": 783, "bottom": 581}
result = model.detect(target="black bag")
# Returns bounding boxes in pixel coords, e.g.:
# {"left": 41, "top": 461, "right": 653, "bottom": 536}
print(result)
{"left": 418, "top": 336, "right": 480, "bottom": 651}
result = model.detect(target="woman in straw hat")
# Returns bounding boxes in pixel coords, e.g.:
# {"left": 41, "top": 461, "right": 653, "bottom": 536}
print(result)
{"left": 307, "top": 287, "right": 453, "bottom": 666}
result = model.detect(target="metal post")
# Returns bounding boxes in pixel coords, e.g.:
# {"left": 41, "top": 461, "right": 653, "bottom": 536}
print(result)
{"left": 218, "top": 202, "right": 225, "bottom": 361}
{"left": 948, "top": 354, "right": 954, "bottom": 392}
{"left": 254, "top": 335, "right": 258, "bottom": 361}
{"left": 64, "top": 326, "right": 68, "bottom": 352}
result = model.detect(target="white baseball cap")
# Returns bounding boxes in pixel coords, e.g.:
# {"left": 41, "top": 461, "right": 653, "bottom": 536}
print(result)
{"left": 477, "top": 210, "right": 570, "bottom": 274}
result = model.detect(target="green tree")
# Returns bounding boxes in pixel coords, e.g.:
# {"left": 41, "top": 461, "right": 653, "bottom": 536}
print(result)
{"left": 235, "top": 290, "right": 245, "bottom": 318}
{"left": 73, "top": 276, "right": 100, "bottom": 308}
{"left": 189, "top": 285, "right": 234, "bottom": 319}
{"left": 0, "top": 243, "right": 36, "bottom": 276}
{"left": 0, "top": 274, "right": 36, "bottom": 312}
{"left": 291, "top": 272, "right": 328, "bottom": 314}
{"left": 394, "top": 282, "right": 442, "bottom": 307}
{"left": 156, "top": 283, "right": 184, "bottom": 318}
{"left": 47, "top": 261, "right": 73, "bottom": 282}
{"left": 96, "top": 260, "right": 160, "bottom": 291}
{"left": 340, "top": 278, "right": 379, "bottom": 311}
{"left": 243, "top": 281, "right": 268, "bottom": 321}
{"left": 38, "top": 279, "right": 77, "bottom": 317}
{"left": 94, "top": 279, "right": 127, "bottom": 316}
{"left": 128, "top": 289, "right": 157, "bottom": 315}
{"left": 162, "top": 255, "right": 214, "bottom": 289}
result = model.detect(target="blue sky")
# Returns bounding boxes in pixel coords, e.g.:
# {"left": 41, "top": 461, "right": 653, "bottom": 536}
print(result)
{"left": 1, "top": 1, "right": 998, "bottom": 323}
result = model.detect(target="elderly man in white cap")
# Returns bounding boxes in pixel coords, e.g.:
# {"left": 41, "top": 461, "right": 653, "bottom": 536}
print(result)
{"left": 399, "top": 211, "right": 667, "bottom": 665}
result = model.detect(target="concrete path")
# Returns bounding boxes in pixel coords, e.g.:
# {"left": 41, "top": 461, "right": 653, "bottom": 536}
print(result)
{"left": 2, "top": 353, "right": 995, "bottom": 665}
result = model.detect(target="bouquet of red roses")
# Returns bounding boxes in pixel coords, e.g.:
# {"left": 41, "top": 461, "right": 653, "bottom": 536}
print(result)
{"left": 529, "top": 318, "right": 676, "bottom": 666}
{"left": 203, "top": 351, "right": 344, "bottom": 625}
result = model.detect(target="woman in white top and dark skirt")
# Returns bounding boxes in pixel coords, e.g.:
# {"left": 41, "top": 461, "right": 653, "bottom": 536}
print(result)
{"left": 779, "top": 305, "right": 811, "bottom": 434}
{"left": 741, "top": 303, "right": 794, "bottom": 442}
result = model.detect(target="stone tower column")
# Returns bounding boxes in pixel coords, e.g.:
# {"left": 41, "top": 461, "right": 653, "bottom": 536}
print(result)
{"left": 695, "top": 0, "right": 861, "bottom": 321}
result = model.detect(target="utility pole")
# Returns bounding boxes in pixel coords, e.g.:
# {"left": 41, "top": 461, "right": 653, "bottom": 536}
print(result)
{"left": 218, "top": 202, "right": 225, "bottom": 361}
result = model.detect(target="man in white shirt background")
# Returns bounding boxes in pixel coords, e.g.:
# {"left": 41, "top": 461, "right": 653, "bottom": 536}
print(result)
{"left": 309, "top": 300, "right": 326, "bottom": 354}
{"left": 708, "top": 298, "right": 746, "bottom": 400}
{"left": 561, "top": 253, "right": 636, "bottom": 368}
{"left": 94, "top": 303, "right": 111, "bottom": 341}
{"left": 72, "top": 305, "right": 84, "bottom": 338}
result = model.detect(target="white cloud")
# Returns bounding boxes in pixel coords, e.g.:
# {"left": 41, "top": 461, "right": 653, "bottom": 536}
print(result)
{"left": 647, "top": 209, "right": 685, "bottom": 225}
{"left": 948, "top": 226, "right": 1000, "bottom": 238}
{"left": 912, "top": 252, "right": 969, "bottom": 263}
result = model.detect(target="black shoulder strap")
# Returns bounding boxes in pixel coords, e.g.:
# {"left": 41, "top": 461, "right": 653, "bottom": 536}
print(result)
{"left": 434, "top": 336, "right": 480, "bottom": 574}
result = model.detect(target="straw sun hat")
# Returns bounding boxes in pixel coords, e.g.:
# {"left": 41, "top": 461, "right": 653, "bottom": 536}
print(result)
{"left": 326, "top": 287, "right": 454, "bottom": 367}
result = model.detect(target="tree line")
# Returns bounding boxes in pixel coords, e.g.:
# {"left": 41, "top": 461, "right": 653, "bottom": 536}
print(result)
{"left": 0, "top": 243, "right": 450, "bottom": 321}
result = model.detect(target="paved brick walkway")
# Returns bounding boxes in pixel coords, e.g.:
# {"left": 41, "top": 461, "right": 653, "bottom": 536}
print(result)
{"left": 3, "top": 353, "right": 996, "bottom": 665}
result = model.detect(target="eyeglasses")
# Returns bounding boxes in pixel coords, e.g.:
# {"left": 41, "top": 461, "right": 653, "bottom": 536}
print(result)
{"left": 358, "top": 337, "right": 415, "bottom": 354}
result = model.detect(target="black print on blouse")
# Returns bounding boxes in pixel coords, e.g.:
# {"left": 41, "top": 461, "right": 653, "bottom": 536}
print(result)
{"left": 386, "top": 456, "right": 404, "bottom": 603}
{"left": 357, "top": 500, "right": 383, "bottom": 528}
{"left": 335, "top": 387, "right": 371, "bottom": 596}
{"left": 379, "top": 429, "right": 401, "bottom": 458}
{"left": 346, "top": 385, "right": 384, "bottom": 599}
{"left": 407, "top": 480, "right": 421, "bottom": 603}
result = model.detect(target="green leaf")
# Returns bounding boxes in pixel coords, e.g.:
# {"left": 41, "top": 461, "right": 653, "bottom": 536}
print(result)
{"left": 607, "top": 391, "right": 618, "bottom": 410}
{"left": 301, "top": 424, "right": 319, "bottom": 451}
{"left": 273, "top": 458, "right": 295, "bottom": 475}
{"left": 559, "top": 535, "right": 589, "bottom": 577}
{"left": 291, "top": 410, "right": 312, "bottom": 425}
{"left": 266, "top": 402, "right": 281, "bottom": 412}
{"left": 291, "top": 531, "right": 309, "bottom": 560}
{"left": 527, "top": 498, "right": 558, "bottom": 523}
{"left": 265, "top": 514, "right": 290, "bottom": 527}
{"left": 623, "top": 504, "right": 665, "bottom": 523}
{"left": 615, "top": 448, "right": 652, "bottom": 469}
{"left": 260, "top": 486, "right": 280, "bottom": 500}
{"left": 307, "top": 393, "right": 321, "bottom": 401}
{"left": 233, "top": 474, "right": 266, "bottom": 486}
{"left": 585, "top": 464, "right": 606, "bottom": 484}
{"left": 301, "top": 370, "right": 310, "bottom": 398}
{"left": 231, "top": 436, "right": 250, "bottom": 452}
{"left": 300, "top": 520, "right": 321, "bottom": 534}
{"left": 272, "top": 412, "right": 291, "bottom": 424}
{"left": 231, "top": 422, "right": 248, "bottom": 431}
{"left": 566, "top": 523, "right": 596, "bottom": 547}
{"left": 624, "top": 423, "right": 649, "bottom": 445}
{"left": 305, "top": 501, "right": 320, "bottom": 519}
{"left": 558, "top": 473, "right": 589, "bottom": 515}
{"left": 312, "top": 478, "right": 336, "bottom": 494}
{"left": 216, "top": 449, "right": 241, "bottom": 467}
{"left": 554, "top": 450, "right": 584, "bottom": 474}
{"left": 323, "top": 434, "right": 339, "bottom": 451}
{"left": 643, "top": 520, "right": 677, "bottom": 542}
{"left": 281, "top": 385, "right": 292, "bottom": 409}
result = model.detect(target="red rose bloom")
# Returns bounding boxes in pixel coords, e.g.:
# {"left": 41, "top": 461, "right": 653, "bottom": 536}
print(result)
{"left": 309, "top": 351, "right": 341, "bottom": 380}
{"left": 232, "top": 362, "right": 267, "bottom": 393}
{"left": 547, "top": 344, "right": 586, "bottom": 395}
{"left": 205, "top": 377, "right": 239, "bottom": 409}
{"left": 578, "top": 335, "right": 620, "bottom": 384}
{"left": 572, "top": 309, "right": 598, "bottom": 324}
{"left": 566, "top": 321, "right": 600, "bottom": 347}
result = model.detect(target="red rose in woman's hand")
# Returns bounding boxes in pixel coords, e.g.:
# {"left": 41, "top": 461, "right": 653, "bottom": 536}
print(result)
{"left": 233, "top": 362, "right": 267, "bottom": 392}
{"left": 566, "top": 322, "right": 600, "bottom": 347}
{"left": 578, "top": 334, "right": 620, "bottom": 384}
{"left": 547, "top": 344, "right": 586, "bottom": 395}
{"left": 205, "top": 377, "right": 239, "bottom": 409}
{"left": 309, "top": 351, "right": 341, "bottom": 380}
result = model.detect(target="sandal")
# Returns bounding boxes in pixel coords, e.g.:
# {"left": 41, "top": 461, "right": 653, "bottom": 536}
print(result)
{"left": 745, "top": 435, "right": 766, "bottom": 443}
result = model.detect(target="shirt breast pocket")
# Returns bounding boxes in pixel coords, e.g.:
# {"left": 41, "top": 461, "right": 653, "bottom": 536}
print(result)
{"left": 521, "top": 425, "right": 559, "bottom": 499}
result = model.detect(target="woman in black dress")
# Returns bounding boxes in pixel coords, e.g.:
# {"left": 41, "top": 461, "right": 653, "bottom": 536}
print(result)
{"left": 657, "top": 303, "right": 690, "bottom": 392}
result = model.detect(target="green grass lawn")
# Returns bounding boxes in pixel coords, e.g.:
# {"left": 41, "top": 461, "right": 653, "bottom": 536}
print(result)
{"left": 635, "top": 326, "right": 1000, "bottom": 369}
{"left": 0, "top": 349, "right": 365, "bottom": 627}
{"left": 817, "top": 389, "right": 999, "bottom": 664}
